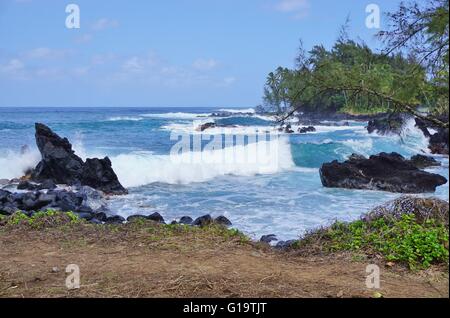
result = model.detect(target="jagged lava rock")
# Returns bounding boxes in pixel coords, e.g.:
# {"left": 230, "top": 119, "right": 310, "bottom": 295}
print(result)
{"left": 320, "top": 152, "right": 447, "bottom": 193}
{"left": 31, "top": 123, "right": 127, "bottom": 195}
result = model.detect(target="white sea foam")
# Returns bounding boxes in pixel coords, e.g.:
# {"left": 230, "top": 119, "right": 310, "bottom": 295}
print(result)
{"left": 106, "top": 116, "right": 144, "bottom": 122}
{"left": 109, "top": 137, "right": 294, "bottom": 188}
{"left": 218, "top": 108, "right": 255, "bottom": 114}
{"left": 141, "top": 112, "right": 211, "bottom": 119}
{"left": 340, "top": 138, "right": 374, "bottom": 156}
{"left": 398, "top": 118, "right": 431, "bottom": 154}
{"left": 161, "top": 122, "right": 275, "bottom": 135}
{"left": 0, "top": 148, "right": 41, "bottom": 179}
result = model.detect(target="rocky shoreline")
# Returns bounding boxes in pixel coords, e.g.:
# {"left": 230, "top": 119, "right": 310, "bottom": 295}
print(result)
{"left": 1, "top": 118, "right": 449, "bottom": 249}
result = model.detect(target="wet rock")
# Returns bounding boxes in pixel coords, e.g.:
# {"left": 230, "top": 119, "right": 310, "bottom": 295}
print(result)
{"left": 89, "top": 218, "right": 103, "bottom": 225}
{"left": 17, "top": 181, "right": 39, "bottom": 191}
{"left": 31, "top": 123, "right": 127, "bottom": 195}
{"left": 127, "top": 215, "right": 148, "bottom": 222}
{"left": 37, "top": 193, "right": 57, "bottom": 206}
{"left": 409, "top": 154, "right": 441, "bottom": 169}
{"left": 260, "top": 234, "right": 278, "bottom": 244}
{"left": 0, "top": 203, "right": 17, "bottom": 216}
{"left": 414, "top": 118, "right": 432, "bottom": 138}
{"left": 81, "top": 157, "right": 128, "bottom": 195}
{"left": 20, "top": 192, "right": 48, "bottom": 211}
{"left": 275, "top": 240, "right": 298, "bottom": 249}
{"left": 94, "top": 212, "right": 107, "bottom": 222}
{"left": 0, "top": 189, "right": 11, "bottom": 203}
{"left": 298, "top": 126, "right": 316, "bottom": 134}
{"left": 320, "top": 152, "right": 447, "bottom": 193}
{"left": 55, "top": 191, "right": 83, "bottom": 211}
{"left": 77, "top": 186, "right": 107, "bottom": 213}
{"left": 193, "top": 214, "right": 213, "bottom": 227}
{"left": 348, "top": 153, "right": 366, "bottom": 161}
{"left": 147, "top": 212, "right": 165, "bottom": 224}
{"left": 214, "top": 215, "right": 232, "bottom": 226}
{"left": 37, "top": 179, "right": 57, "bottom": 190}
{"left": 31, "top": 123, "right": 84, "bottom": 185}
{"left": 75, "top": 212, "right": 94, "bottom": 220}
{"left": 179, "top": 216, "right": 193, "bottom": 225}
{"left": 105, "top": 215, "right": 125, "bottom": 224}
{"left": 196, "top": 122, "right": 216, "bottom": 132}
{"left": 429, "top": 128, "right": 449, "bottom": 155}
{"left": 367, "top": 113, "right": 407, "bottom": 135}
{"left": 284, "top": 124, "right": 294, "bottom": 134}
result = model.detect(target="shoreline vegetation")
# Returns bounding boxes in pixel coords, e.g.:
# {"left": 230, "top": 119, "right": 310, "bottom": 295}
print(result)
{"left": 0, "top": 195, "right": 448, "bottom": 298}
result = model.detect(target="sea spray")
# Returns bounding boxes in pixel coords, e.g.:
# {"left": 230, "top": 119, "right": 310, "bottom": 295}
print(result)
{"left": 110, "top": 136, "right": 294, "bottom": 188}
{"left": 0, "top": 148, "right": 41, "bottom": 179}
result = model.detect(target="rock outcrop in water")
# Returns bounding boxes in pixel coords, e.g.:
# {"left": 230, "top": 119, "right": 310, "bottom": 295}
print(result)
{"left": 319, "top": 152, "right": 447, "bottom": 193}
{"left": 429, "top": 128, "right": 449, "bottom": 155}
{"left": 367, "top": 113, "right": 408, "bottom": 135}
{"left": 31, "top": 123, "right": 127, "bottom": 195}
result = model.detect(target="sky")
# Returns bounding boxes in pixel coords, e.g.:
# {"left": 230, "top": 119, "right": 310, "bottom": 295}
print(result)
{"left": 0, "top": 0, "right": 404, "bottom": 108}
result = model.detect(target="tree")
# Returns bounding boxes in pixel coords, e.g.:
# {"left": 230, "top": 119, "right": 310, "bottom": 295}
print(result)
{"left": 262, "top": 0, "right": 449, "bottom": 127}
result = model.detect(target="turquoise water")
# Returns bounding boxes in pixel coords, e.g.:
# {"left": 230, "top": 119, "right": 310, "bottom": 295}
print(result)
{"left": 0, "top": 107, "right": 448, "bottom": 240}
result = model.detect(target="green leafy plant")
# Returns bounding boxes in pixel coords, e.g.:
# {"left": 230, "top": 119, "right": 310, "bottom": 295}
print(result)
{"left": 301, "top": 213, "right": 449, "bottom": 269}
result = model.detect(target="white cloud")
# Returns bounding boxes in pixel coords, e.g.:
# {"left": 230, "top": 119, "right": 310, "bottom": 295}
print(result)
{"left": 75, "top": 34, "right": 93, "bottom": 44}
{"left": 122, "top": 54, "right": 160, "bottom": 74}
{"left": 274, "top": 0, "right": 310, "bottom": 19}
{"left": 192, "top": 58, "right": 219, "bottom": 71}
{"left": 72, "top": 66, "right": 90, "bottom": 76}
{"left": 24, "top": 47, "right": 72, "bottom": 59}
{"left": 92, "top": 18, "right": 119, "bottom": 31}
{"left": 0, "top": 59, "right": 25, "bottom": 73}
{"left": 224, "top": 77, "right": 236, "bottom": 85}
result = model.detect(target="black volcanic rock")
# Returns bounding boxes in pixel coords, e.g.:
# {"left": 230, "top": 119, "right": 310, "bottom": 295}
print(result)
{"left": 81, "top": 157, "right": 127, "bottom": 195}
{"left": 319, "top": 152, "right": 447, "bottom": 193}
{"left": 298, "top": 126, "right": 316, "bottom": 134}
{"left": 367, "top": 113, "right": 407, "bottom": 135}
{"left": 193, "top": 214, "right": 213, "bottom": 227}
{"left": 214, "top": 215, "right": 232, "bottom": 226}
{"left": 429, "top": 128, "right": 449, "bottom": 155}
{"left": 32, "top": 123, "right": 84, "bottom": 185}
{"left": 31, "top": 123, "right": 127, "bottom": 195}
{"left": 147, "top": 212, "right": 165, "bottom": 223}
{"left": 409, "top": 154, "right": 441, "bottom": 169}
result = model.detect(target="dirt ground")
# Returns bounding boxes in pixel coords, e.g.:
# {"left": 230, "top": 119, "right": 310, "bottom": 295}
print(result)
{"left": 0, "top": 221, "right": 448, "bottom": 298}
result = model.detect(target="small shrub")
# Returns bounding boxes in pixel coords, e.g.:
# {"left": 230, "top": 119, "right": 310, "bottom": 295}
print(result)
{"left": 300, "top": 213, "right": 449, "bottom": 269}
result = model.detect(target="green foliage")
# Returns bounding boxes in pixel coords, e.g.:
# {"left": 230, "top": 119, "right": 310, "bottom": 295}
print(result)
{"left": 8, "top": 211, "right": 29, "bottom": 225}
{"left": 306, "top": 214, "right": 449, "bottom": 269}
{"left": 263, "top": 40, "right": 425, "bottom": 115}
{"left": 6, "top": 210, "right": 81, "bottom": 228}
{"left": 263, "top": 1, "right": 449, "bottom": 118}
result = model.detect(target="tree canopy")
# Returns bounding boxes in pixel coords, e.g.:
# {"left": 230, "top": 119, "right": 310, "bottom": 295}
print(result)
{"left": 262, "top": 0, "right": 449, "bottom": 127}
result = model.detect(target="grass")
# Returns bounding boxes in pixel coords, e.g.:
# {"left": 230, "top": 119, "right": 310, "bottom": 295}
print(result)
{"left": 1, "top": 197, "right": 448, "bottom": 271}
{"left": 295, "top": 198, "right": 449, "bottom": 270}
{"left": 2, "top": 210, "right": 82, "bottom": 229}
{"left": 0, "top": 210, "right": 250, "bottom": 245}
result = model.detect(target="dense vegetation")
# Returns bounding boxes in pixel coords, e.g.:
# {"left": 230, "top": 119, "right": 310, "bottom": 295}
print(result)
{"left": 298, "top": 214, "right": 449, "bottom": 269}
{"left": 295, "top": 197, "right": 449, "bottom": 269}
{"left": 262, "top": 0, "right": 449, "bottom": 126}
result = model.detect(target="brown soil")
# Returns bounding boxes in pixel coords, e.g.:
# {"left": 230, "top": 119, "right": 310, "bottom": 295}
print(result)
{"left": 0, "top": 220, "right": 448, "bottom": 298}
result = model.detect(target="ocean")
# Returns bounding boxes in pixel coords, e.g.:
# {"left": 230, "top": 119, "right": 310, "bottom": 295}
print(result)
{"left": 0, "top": 107, "right": 448, "bottom": 240}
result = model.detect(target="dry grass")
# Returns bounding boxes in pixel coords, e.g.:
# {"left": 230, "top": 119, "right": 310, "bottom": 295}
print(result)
{"left": 0, "top": 216, "right": 448, "bottom": 298}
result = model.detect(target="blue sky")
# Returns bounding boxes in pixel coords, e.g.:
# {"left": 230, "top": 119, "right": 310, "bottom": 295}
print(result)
{"left": 0, "top": 0, "right": 403, "bottom": 107}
